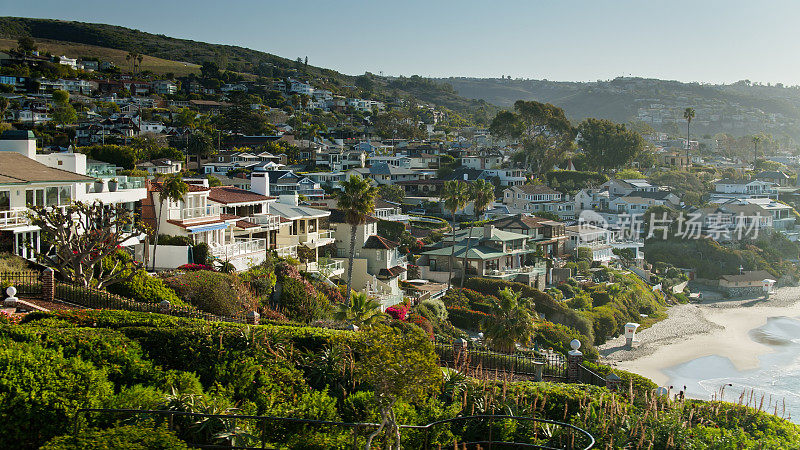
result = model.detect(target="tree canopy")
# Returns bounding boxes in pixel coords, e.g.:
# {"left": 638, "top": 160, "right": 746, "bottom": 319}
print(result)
{"left": 577, "top": 118, "right": 644, "bottom": 170}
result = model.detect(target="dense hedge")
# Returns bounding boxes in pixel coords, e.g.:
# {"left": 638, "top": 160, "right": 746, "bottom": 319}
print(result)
{"left": 41, "top": 425, "right": 190, "bottom": 450}
{"left": 464, "top": 278, "right": 595, "bottom": 342}
{"left": 163, "top": 271, "right": 257, "bottom": 316}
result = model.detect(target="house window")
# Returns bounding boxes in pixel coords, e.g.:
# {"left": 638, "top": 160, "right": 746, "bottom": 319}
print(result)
{"left": 0, "top": 191, "right": 8, "bottom": 210}
{"left": 299, "top": 220, "right": 306, "bottom": 234}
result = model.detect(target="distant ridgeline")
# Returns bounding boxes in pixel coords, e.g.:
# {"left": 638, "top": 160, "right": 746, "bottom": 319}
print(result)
{"left": 438, "top": 76, "right": 800, "bottom": 139}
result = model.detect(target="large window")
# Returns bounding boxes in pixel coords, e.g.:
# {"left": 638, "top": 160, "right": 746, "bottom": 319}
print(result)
{"left": 0, "top": 191, "right": 9, "bottom": 211}
{"left": 26, "top": 186, "right": 71, "bottom": 207}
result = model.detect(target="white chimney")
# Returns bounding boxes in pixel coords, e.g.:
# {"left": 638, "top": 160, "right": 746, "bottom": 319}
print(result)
{"left": 250, "top": 170, "right": 270, "bottom": 196}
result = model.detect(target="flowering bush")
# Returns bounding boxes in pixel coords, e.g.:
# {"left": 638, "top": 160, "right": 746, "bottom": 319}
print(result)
{"left": 407, "top": 312, "right": 433, "bottom": 339}
{"left": 176, "top": 263, "right": 215, "bottom": 272}
{"left": 385, "top": 304, "right": 408, "bottom": 321}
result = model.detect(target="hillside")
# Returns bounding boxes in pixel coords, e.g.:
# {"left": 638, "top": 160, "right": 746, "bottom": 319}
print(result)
{"left": 0, "top": 17, "right": 495, "bottom": 123}
{"left": 0, "top": 38, "right": 200, "bottom": 76}
{"left": 438, "top": 76, "right": 800, "bottom": 140}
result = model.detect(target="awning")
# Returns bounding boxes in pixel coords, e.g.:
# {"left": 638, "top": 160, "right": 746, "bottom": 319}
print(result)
{"left": 187, "top": 222, "right": 229, "bottom": 233}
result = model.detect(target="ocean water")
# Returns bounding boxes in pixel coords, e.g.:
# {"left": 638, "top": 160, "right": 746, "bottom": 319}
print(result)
{"left": 662, "top": 316, "right": 800, "bottom": 423}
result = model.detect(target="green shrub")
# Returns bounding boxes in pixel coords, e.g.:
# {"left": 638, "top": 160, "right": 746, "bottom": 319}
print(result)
{"left": 447, "top": 306, "right": 489, "bottom": 330}
{"left": 41, "top": 424, "right": 190, "bottom": 450}
{"left": 192, "top": 242, "right": 209, "bottom": 264}
{"left": 417, "top": 299, "right": 448, "bottom": 322}
{"left": 279, "top": 276, "right": 329, "bottom": 322}
{"left": 164, "top": 271, "right": 257, "bottom": 316}
{"left": 535, "top": 321, "right": 597, "bottom": 360}
{"left": 108, "top": 270, "right": 184, "bottom": 305}
{"left": 0, "top": 340, "right": 113, "bottom": 449}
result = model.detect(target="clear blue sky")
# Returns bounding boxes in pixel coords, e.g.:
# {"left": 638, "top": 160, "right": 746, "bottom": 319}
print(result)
{"left": 6, "top": 0, "right": 800, "bottom": 85}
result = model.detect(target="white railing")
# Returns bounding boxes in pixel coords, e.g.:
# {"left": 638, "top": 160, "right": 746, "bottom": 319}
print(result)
{"left": 320, "top": 259, "right": 344, "bottom": 272}
{"left": 274, "top": 244, "right": 298, "bottom": 258}
{"left": 210, "top": 238, "right": 267, "bottom": 259}
{"left": 318, "top": 230, "right": 334, "bottom": 240}
{"left": 168, "top": 204, "right": 220, "bottom": 221}
{"left": 244, "top": 214, "right": 281, "bottom": 229}
{"left": 0, "top": 208, "right": 29, "bottom": 228}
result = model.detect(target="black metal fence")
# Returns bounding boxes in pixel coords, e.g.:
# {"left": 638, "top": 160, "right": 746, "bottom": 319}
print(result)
{"left": 0, "top": 271, "right": 41, "bottom": 296}
{"left": 54, "top": 281, "right": 248, "bottom": 324}
{"left": 577, "top": 364, "right": 607, "bottom": 388}
{"left": 76, "top": 408, "right": 595, "bottom": 450}
{"left": 434, "top": 343, "right": 567, "bottom": 380}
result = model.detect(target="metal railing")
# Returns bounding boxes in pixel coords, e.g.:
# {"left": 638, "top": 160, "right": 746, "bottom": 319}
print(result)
{"left": 210, "top": 238, "right": 267, "bottom": 259}
{"left": 0, "top": 208, "right": 29, "bottom": 228}
{"left": 273, "top": 244, "right": 298, "bottom": 258}
{"left": 577, "top": 364, "right": 607, "bottom": 388}
{"left": 168, "top": 204, "right": 220, "bottom": 221}
{"left": 75, "top": 409, "right": 595, "bottom": 450}
{"left": 53, "top": 281, "right": 247, "bottom": 324}
{"left": 435, "top": 343, "right": 567, "bottom": 380}
{"left": 244, "top": 214, "right": 281, "bottom": 229}
{"left": 0, "top": 271, "right": 41, "bottom": 296}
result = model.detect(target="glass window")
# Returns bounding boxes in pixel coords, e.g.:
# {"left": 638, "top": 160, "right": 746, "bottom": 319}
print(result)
{"left": 26, "top": 190, "right": 34, "bottom": 207}
{"left": 0, "top": 191, "right": 9, "bottom": 210}
{"left": 35, "top": 189, "right": 43, "bottom": 207}
{"left": 299, "top": 220, "right": 306, "bottom": 234}
{"left": 46, "top": 187, "right": 58, "bottom": 207}
{"left": 59, "top": 186, "right": 71, "bottom": 205}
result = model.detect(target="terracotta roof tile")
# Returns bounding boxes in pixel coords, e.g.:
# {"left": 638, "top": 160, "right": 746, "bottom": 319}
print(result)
{"left": 363, "top": 235, "right": 398, "bottom": 249}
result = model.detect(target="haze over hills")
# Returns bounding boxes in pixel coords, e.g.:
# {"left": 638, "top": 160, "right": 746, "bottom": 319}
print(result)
{"left": 438, "top": 77, "right": 800, "bottom": 140}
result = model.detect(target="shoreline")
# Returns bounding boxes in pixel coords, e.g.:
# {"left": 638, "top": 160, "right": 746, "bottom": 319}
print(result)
{"left": 599, "top": 286, "right": 800, "bottom": 386}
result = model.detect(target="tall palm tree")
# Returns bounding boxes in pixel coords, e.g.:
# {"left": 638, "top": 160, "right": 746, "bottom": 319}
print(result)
{"left": 481, "top": 287, "right": 537, "bottom": 353}
{"left": 459, "top": 179, "right": 496, "bottom": 291}
{"left": 337, "top": 175, "right": 378, "bottom": 304}
{"left": 151, "top": 175, "right": 188, "bottom": 270}
{"left": 333, "top": 291, "right": 386, "bottom": 327}
{"left": 752, "top": 135, "right": 761, "bottom": 167}
{"left": 442, "top": 180, "right": 468, "bottom": 290}
{"left": 683, "top": 107, "right": 695, "bottom": 166}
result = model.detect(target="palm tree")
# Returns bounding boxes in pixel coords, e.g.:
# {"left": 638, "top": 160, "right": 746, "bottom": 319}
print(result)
{"left": 683, "top": 107, "right": 695, "bottom": 166}
{"left": 333, "top": 291, "right": 386, "bottom": 327}
{"left": 337, "top": 175, "right": 378, "bottom": 304}
{"left": 441, "top": 180, "right": 468, "bottom": 290}
{"left": 151, "top": 175, "right": 189, "bottom": 270}
{"left": 481, "top": 287, "right": 537, "bottom": 353}
{"left": 752, "top": 135, "right": 761, "bottom": 167}
{"left": 459, "top": 179, "right": 496, "bottom": 291}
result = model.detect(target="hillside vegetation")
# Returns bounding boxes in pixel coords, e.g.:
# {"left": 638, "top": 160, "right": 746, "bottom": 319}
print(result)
{"left": 439, "top": 76, "right": 800, "bottom": 139}
{"left": 0, "top": 17, "right": 495, "bottom": 122}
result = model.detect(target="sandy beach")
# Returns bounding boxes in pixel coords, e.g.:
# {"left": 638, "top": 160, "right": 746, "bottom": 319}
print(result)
{"left": 599, "top": 285, "right": 800, "bottom": 386}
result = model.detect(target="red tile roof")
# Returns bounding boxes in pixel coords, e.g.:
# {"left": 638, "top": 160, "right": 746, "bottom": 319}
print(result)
{"left": 208, "top": 186, "right": 274, "bottom": 204}
{"left": 378, "top": 265, "right": 407, "bottom": 279}
{"left": 236, "top": 219, "right": 260, "bottom": 229}
{"left": 363, "top": 235, "right": 398, "bottom": 250}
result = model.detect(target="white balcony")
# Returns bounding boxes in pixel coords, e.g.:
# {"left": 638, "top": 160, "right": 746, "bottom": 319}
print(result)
{"left": 243, "top": 214, "right": 281, "bottom": 230}
{"left": 210, "top": 238, "right": 267, "bottom": 260}
{"left": 274, "top": 244, "right": 298, "bottom": 258}
{"left": 303, "top": 259, "right": 345, "bottom": 277}
{"left": 0, "top": 208, "right": 30, "bottom": 229}
{"left": 300, "top": 230, "right": 335, "bottom": 248}
{"left": 168, "top": 204, "right": 221, "bottom": 223}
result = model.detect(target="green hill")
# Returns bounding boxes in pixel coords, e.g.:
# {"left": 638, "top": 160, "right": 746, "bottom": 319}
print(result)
{"left": 0, "top": 17, "right": 495, "bottom": 123}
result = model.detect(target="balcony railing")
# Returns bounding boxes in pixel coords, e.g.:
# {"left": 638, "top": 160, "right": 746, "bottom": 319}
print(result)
{"left": 210, "top": 238, "right": 267, "bottom": 260}
{"left": 274, "top": 244, "right": 298, "bottom": 258}
{"left": 168, "top": 204, "right": 220, "bottom": 221}
{"left": 243, "top": 214, "right": 281, "bottom": 229}
{"left": 0, "top": 208, "right": 29, "bottom": 228}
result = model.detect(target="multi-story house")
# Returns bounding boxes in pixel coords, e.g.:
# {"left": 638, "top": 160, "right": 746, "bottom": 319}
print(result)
{"left": 0, "top": 131, "right": 94, "bottom": 259}
{"left": 574, "top": 188, "right": 610, "bottom": 212}
{"left": 755, "top": 171, "right": 791, "bottom": 187}
{"left": 250, "top": 169, "right": 325, "bottom": 200}
{"left": 608, "top": 191, "right": 681, "bottom": 215}
{"left": 347, "top": 163, "right": 421, "bottom": 186}
{"left": 502, "top": 184, "right": 574, "bottom": 219}
{"left": 461, "top": 154, "right": 502, "bottom": 170}
{"left": 268, "top": 193, "right": 339, "bottom": 275}
{"left": 418, "top": 224, "right": 546, "bottom": 289}
{"left": 600, "top": 179, "right": 659, "bottom": 197}
{"left": 710, "top": 179, "right": 777, "bottom": 202}
{"left": 141, "top": 180, "right": 269, "bottom": 271}
{"left": 328, "top": 210, "right": 406, "bottom": 308}
{"left": 565, "top": 224, "right": 614, "bottom": 262}
{"left": 136, "top": 158, "right": 183, "bottom": 175}
{"left": 316, "top": 149, "right": 365, "bottom": 171}
{"left": 487, "top": 214, "right": 567, "bottom": 259}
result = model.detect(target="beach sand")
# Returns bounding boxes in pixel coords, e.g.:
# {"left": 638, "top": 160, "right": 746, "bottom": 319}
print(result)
{"left": 599, "top": 286, "right": 800, "bottom": 386}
